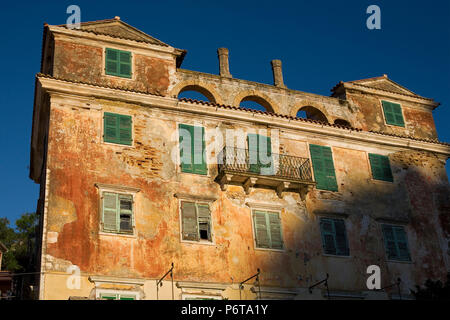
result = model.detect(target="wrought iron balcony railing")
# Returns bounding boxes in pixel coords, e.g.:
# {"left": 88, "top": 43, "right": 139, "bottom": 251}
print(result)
{"left": 217, "top": 147, "right": 314, "bottom": 183}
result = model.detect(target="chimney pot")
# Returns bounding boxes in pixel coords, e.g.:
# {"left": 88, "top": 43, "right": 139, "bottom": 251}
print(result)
{"left": 217, "top": 48, "right": 232, "bottom": 78}
{"left": 271, "top": 59, "right": 285, "bottom": 88}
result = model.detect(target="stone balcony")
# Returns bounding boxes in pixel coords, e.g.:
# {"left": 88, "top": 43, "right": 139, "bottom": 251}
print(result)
{"left": 216, "top": 147, "right": 315, "bottom": 199}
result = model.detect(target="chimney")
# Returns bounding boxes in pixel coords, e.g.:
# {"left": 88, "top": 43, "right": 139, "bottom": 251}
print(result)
{"left": 271, "top": 59, "right": 285, "bottom": 88}
{"left": 217, "top": 48, "right": 232, "bottom": 78}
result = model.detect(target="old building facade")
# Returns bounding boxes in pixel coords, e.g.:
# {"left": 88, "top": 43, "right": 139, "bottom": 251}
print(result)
{"left": 29, "top": 17, "right": 450, "bottom": 300}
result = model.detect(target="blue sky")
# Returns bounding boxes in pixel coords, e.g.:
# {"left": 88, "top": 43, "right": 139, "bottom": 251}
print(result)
{"left": 1, "top": 0, "right": 449, "bottom": 224}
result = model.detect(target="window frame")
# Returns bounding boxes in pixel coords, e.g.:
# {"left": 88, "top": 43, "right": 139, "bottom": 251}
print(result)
{"left": 102, "top": 111, "right": 134, "bottom": 147}
{"left": 380, "top": 99, "right": 406, "bottom": 128}
{"left": 381, "top": 224, "right": 412, "bottom": 263}
{"left": 97, "top": 289, "right": 139, "bottom": 300}
{"left": 251, "top": 209, "right": 285, "bottom": 252}
{"left": 178, "top": 200, "right": 214, "bottom": 245}
{"left": 318, "top": 217, "right": 350, "bottom": 257}
{"left": 96, "top": 184, "right": 139, "bottom": 237}
{"left": 104, "top": 47, "right": 133, "bottom": 79}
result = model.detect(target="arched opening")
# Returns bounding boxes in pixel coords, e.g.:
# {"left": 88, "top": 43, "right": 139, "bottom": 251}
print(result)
{"left": 239, "top": 95, "right": 274, "bottom": 113}
{"left": 177, "top": 85, "right": 217, "bottom": 103}
{"left": 296, "top": 106, "right": 328, "bottom": 123}
{"left": 334, "top": 119, "right": 351, "bottom": 128}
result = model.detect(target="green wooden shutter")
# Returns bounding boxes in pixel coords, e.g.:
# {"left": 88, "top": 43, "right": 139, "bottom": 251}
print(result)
{"left": 193, "top": 126, "right": 207, "bottom": 175}
{"left": 119, "top": 51, "right": 132, "bottom": 78}
{"left": 382, "top": 225, "right": 399, "bottom": 260}
{"left": 310, "top": 145, "right": 338, "bottom": 191}
{"left": 334, "top": 219, "right": 349, "bottom": 256}
{"left": 181, "top": 201, "right": 198, "bottom": 241}
{"left": 382, "top": 101, "right": 405, "bottom": 127}
{"left": 104, "top": 113, "right": 119, "bottom": 143}
{"left": 106, "top": 48, "right": 132, "bottom": 78}
{"left": 369, "top": 154, "right": 393, "bottom": 182}
{"left": 105, "top": 49, "right": 119, "bottom": 76}
{"left": 102, "top": 192, "right": 118, "bottom": 232}
{"left": 259, "top": 136, "right": 274, "bottom": 175}
{"left": 268, "top": 212, "right": 283, "bottom": 249}
{"left": 247, "top": 134, "right": 273, "bottom": 175}
{"left": 253, "top": 211, "right": 270, "bottom": 248}
{"left": 119, "top": 115, "right": 132, "bottom": 145}
{"left": 179, "top": 124, "right": 193, "bottom": 173}
{"left": 382, "top": 225, "right": 411, "bottom": 261}
{"left": 104, "top": 113, "right": 132, "bottom": 145}
{"left": 394, "top": 226, "right": 411, "bottom": 261}
{"left": 179, "top": 124, "right": 207, "bottom": 175}
{"left": 247, "top": 134, "right": 259, "bottom": 173}
{"left": 320, "top": 218, "right": 337, "bottom": 255}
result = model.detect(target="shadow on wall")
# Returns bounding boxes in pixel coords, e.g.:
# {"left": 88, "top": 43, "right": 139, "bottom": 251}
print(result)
{"left": 249, "top": 151, "right": 449, "bottom": 298}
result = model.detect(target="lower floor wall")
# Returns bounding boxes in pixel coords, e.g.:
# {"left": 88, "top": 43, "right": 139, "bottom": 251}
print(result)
{"left": 40, "top": 272, "right": 395, "bottom": 300}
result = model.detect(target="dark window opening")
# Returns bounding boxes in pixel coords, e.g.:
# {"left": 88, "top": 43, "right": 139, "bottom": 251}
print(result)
{"left": 334, "top": 119, "right": 351, "bottom": 127}
{"left": 199, "top": 222, "right": 210, "bottom": 240}
{"left": 296, "top": 106, "right": 328, "bottom": 123}
{"left": 120, "top": 214, "right": 132, "bottom": 232}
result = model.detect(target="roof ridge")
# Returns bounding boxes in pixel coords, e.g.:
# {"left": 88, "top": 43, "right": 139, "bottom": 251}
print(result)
{"left": 53, "top": 24, "right": 169, "bottom": 47}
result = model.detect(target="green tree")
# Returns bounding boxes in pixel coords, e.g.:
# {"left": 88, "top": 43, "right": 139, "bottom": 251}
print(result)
{"left": 411, "top": 273, "right": 450, "bottom": 300}
{"left": 0, "top": 213, "right": 38, "bottom": 272}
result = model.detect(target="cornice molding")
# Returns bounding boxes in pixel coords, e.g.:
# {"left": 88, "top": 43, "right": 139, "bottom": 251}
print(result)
{"left": 36, "top": 76, "right": 450, "bottom": 159}
{"left": 174, "top": 193, "right": 218, "bottom": 202}
{"left": 245, "top": 201, "right": 284, "bottom": 211}
{"left": 176, "top": 281, "right": 228, "bottom": 291}
{"left": 95, "top": 183, "right": 140, "bottom": 194}
{"left": 88, "top": 275, "right": 145, "bottom": 286}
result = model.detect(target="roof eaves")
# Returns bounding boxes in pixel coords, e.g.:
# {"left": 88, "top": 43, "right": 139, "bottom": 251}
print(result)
{"left": 35, "top": 74, "right": 449, "bottom": 147}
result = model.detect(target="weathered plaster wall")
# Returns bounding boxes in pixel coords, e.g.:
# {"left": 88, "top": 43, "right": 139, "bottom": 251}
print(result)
{"left": 346, "top": 90, "right": 438, "bottom": 139}
{"left": 40, "top": 95, "right": 449, "bottom": 299}
{"left": 52, "top": 39, "right": 173, "bottom": 96}
{"left": 170, "top": 70, "right": 355, "bottom": 125}
{"left": 33, "top": 24, "right": 449, "bottom": 300}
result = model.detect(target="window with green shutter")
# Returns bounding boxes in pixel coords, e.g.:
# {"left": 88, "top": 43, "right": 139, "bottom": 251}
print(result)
{"left": 381, "top": 100, "right": 405, "bottom": 127}
{"left": 381, "top": 224, "right": 411, "bottom": 261}
{"left": 103, "top": 112, "right": 132, "bottom": 145}
{"left": 179, "top": 124, "right": 207, "bottom": 175}
{"left": 252, "top": 210, "right": 283, "bottom": 250}
{"left": 247, "top": 134, "right": 274, "bottom": 175}
{"left": 100, "top": 293, "right": 136, "bottom": 300}
{"left": 369, "top": 153, "right": 393, "bottom": 182}
{"left": 105, "top": 48, "right": 132, "bottom": 78}
{"left": 180, "top": 201, "right": 212, "bottom": 242}
{"left": 319, "top": 218, "right": 349, "bottom": 256}
{"left": 101, "top": 192, "right": 134, "bottom": 234}
{"left": 309, "top": 144, "right": 338, "bottom": 192}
